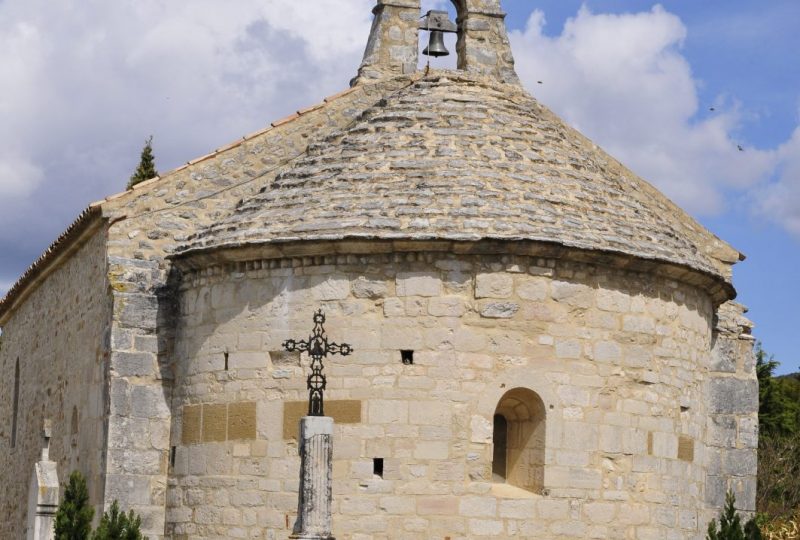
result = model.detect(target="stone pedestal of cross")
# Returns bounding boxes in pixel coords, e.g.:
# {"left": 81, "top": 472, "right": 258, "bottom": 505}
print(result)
{"left": 284, "top": 310, "right": 352, "bottom": 540}
{"left": 26, "top": 420, "right": 59, "bottom": 540}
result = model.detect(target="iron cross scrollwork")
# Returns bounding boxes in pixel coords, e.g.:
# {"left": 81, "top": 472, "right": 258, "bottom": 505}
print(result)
{"left": 282, "top": 310, "right": 353, "bottom": 417}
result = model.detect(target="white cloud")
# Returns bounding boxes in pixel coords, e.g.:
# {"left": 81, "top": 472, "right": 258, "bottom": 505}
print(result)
{"left": 509, "top": 6, "right": 779, "bottom": 216}
{"left": 758, "top": 127, "right": 800, "bottom": 235}
{"left": 0, "top": 0, "right": 799, "bottom": 286}
{"left": 0, "top": 154, "right": 44, "bottom": 198}
{"left": 0, "top": 0, "right": 374, "bottom": 277}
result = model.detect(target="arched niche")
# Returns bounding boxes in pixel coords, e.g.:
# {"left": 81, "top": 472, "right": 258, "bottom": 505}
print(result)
{"left": 492, "top": 387, "right": 546, "bottom": 493}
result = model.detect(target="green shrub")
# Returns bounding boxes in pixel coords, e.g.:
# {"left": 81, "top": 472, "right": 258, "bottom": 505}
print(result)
{"left": 708, "top": 491, "right": 762, "bottom": 540}
{"left": 52, "top": 471, "right": 147, "bottom": 540}
{"left": 54, "top": 471, "right": 94, "bottom": 540}
{"left": 91, "top": 500, "right": 147, "bottom": 540}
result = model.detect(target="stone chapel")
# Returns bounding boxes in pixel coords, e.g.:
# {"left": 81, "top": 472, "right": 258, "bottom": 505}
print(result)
{"left": 0, "top": 1, "right": 759, "bottom": 538}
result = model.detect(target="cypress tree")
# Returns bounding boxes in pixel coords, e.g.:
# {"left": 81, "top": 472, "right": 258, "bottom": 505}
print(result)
{"left": 54, "top": 471, "right": 94, "bottom": 540}
{"left": 91, "top": 500, "right": 146, "bottom": 540}
{"left": 707, "top": 491, "right": 761, "bottom": 540}
{"left": 127, "top": 136, "right": 158, "bottom": 189}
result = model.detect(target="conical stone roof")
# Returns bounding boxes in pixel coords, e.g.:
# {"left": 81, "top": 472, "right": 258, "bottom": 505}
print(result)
{"left": 179, "top": 72, "right": 738, "bottom": 284}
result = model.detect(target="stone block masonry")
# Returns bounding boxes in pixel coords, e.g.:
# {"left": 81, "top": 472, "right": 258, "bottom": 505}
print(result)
{"left": 181, "top": 402, "right": 257, "bottom": 444}
{"left": 162, "top": 247, "right": 747, "bottom": 539}
{"left": 94, "top": 74, "right": 411, "bottom": 539}
{"left": 703, "top": 301, "right": 758, "bottom": 526}
{"left": 284, "top": 401, "right": 362, "bottom": 440}
{"left": 1, "top": 75, "right": 404, "bottom": 535}
{"left": 0, "top": 1, "right": 752, "bottom": 537}
{"left": 0, "top": 229, "right": 111, "bottom": 537}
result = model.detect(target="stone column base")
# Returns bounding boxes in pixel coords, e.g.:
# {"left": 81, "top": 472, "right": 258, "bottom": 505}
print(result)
{"left": 292, "top": 416, "right": 335, "bottom": 540}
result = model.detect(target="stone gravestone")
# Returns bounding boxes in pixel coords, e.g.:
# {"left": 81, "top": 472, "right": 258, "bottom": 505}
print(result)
{"left": 283, "top": 311, "right": 352, "bottom": 540}
{"left": 27, "top": 420, "right": 59, "bottom": 540}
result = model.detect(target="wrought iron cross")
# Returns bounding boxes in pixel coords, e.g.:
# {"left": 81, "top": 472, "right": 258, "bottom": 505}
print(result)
{"left": 283, "top": 310, "right": 353, "bottom": 417}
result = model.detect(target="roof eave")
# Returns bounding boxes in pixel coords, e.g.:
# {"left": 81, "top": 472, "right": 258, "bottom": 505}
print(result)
{"left": 0, "top": 205, "right": 106, "bottom": 326}
{"left": 170, "top": 235, "right": 737, "bottom": 307}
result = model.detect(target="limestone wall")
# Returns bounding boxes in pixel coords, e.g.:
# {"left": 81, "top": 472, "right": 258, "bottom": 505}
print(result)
{"left": 97, "top": 76, "right": 409, "bottom": 538}
{"left": 0, "top": 228, "right": 111, "bottom": 537}
{"left": 166, "top": 249, "right": 719, "bottom": 539}
{"left": 703, "top": 302, "right": 758, "bottom": 527}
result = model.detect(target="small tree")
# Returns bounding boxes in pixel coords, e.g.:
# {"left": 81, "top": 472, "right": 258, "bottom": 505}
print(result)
{"left": 707, "top": 491, "right": 762, "bottom": 540}
{"left": 54, "top": 471, "right": 94, "bottom": 540}
{"left": 127, "top": 135, "right": 158, "bottom": 190}
{"left": 91, "top": 500, "right": 146, "bottom": 540}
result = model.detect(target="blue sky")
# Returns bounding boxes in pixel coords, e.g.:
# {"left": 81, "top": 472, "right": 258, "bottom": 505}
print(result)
{"left": 0, "top": 1, "right": 797, "bottom": 372}
{"left": 536, "top": 0, "right": 800, "bottom": 375}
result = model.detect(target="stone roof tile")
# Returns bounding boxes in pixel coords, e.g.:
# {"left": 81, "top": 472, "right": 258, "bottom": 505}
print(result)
{"left": 179, "top": 72, "right": 738, "bottom": 283}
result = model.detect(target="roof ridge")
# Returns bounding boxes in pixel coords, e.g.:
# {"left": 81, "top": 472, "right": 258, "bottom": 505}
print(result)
{"left": 0, "top": 84, "right": 370, "bottom": 323}
{"left": 97, "top": 87, "right": 361, "bottom": 205}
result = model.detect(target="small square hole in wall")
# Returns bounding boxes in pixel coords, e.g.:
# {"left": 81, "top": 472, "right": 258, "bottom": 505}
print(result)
{"left": 373, "top": 458, "right": 384, "bottom": 478}
{"left": 401, "top": 350, "right": 414, "bottom": 365}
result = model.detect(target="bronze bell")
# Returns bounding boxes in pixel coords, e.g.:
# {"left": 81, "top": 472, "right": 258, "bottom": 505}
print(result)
{"left": 423, "top": 30, "right": 450, "bottom": 57}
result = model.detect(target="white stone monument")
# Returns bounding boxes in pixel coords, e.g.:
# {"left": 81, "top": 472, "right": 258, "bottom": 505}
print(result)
{"left": 284, "top": 311, "right": 351, "bottom": 540}
{"left": 291, "top": 416, "right": 335, "bottom": 540}
{"left": 27, "top": 419, "right": 59, "bottom": 540}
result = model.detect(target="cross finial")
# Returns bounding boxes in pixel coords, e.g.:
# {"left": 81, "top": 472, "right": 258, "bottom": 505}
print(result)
{"left": 41, "top": 419, "right": 52, "bottom": 461}
{"left": 283, "top": 310, "right": 353, "bottom": 416}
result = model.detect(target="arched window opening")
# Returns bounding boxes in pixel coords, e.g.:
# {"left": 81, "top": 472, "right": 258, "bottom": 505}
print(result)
{"left": 492, "top": 388, "right": 546, "bottom": 493}
{"left": 418, "top": 0, "right": 459, "bottom": 70}
{"left": 11, "top": 358, "right": 20, "bottom": 448}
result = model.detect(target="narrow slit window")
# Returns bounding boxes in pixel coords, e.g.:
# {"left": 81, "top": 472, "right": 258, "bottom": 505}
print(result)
{"left": 401, "top": 350, "right": 414, "bottom": 365}
{"left": 224, "top": 351, "right": 229, "bottom": 371}
{"left": 11, "top": 358, "right": 20, "bottom": 448}
{"left": 373, "top": 458, "right": 384, "bottom": 478}
{"left": 170, "top": 446, "right": 177, "bottom": 468}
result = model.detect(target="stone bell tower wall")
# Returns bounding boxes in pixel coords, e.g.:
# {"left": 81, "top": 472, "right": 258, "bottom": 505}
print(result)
{"left": 0, "top": 226, "right": 111, "bottom": 537}
{"left": 166, "top": 243, "right": 723, "bottom": 539}
{"left": 356, "top": 0, "right": 519, "bottom": 85}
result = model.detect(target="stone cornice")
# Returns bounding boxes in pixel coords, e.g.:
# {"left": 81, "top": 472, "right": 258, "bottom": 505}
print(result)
{"left": 170, "top": 237, "right": 736, "bottom": 306}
